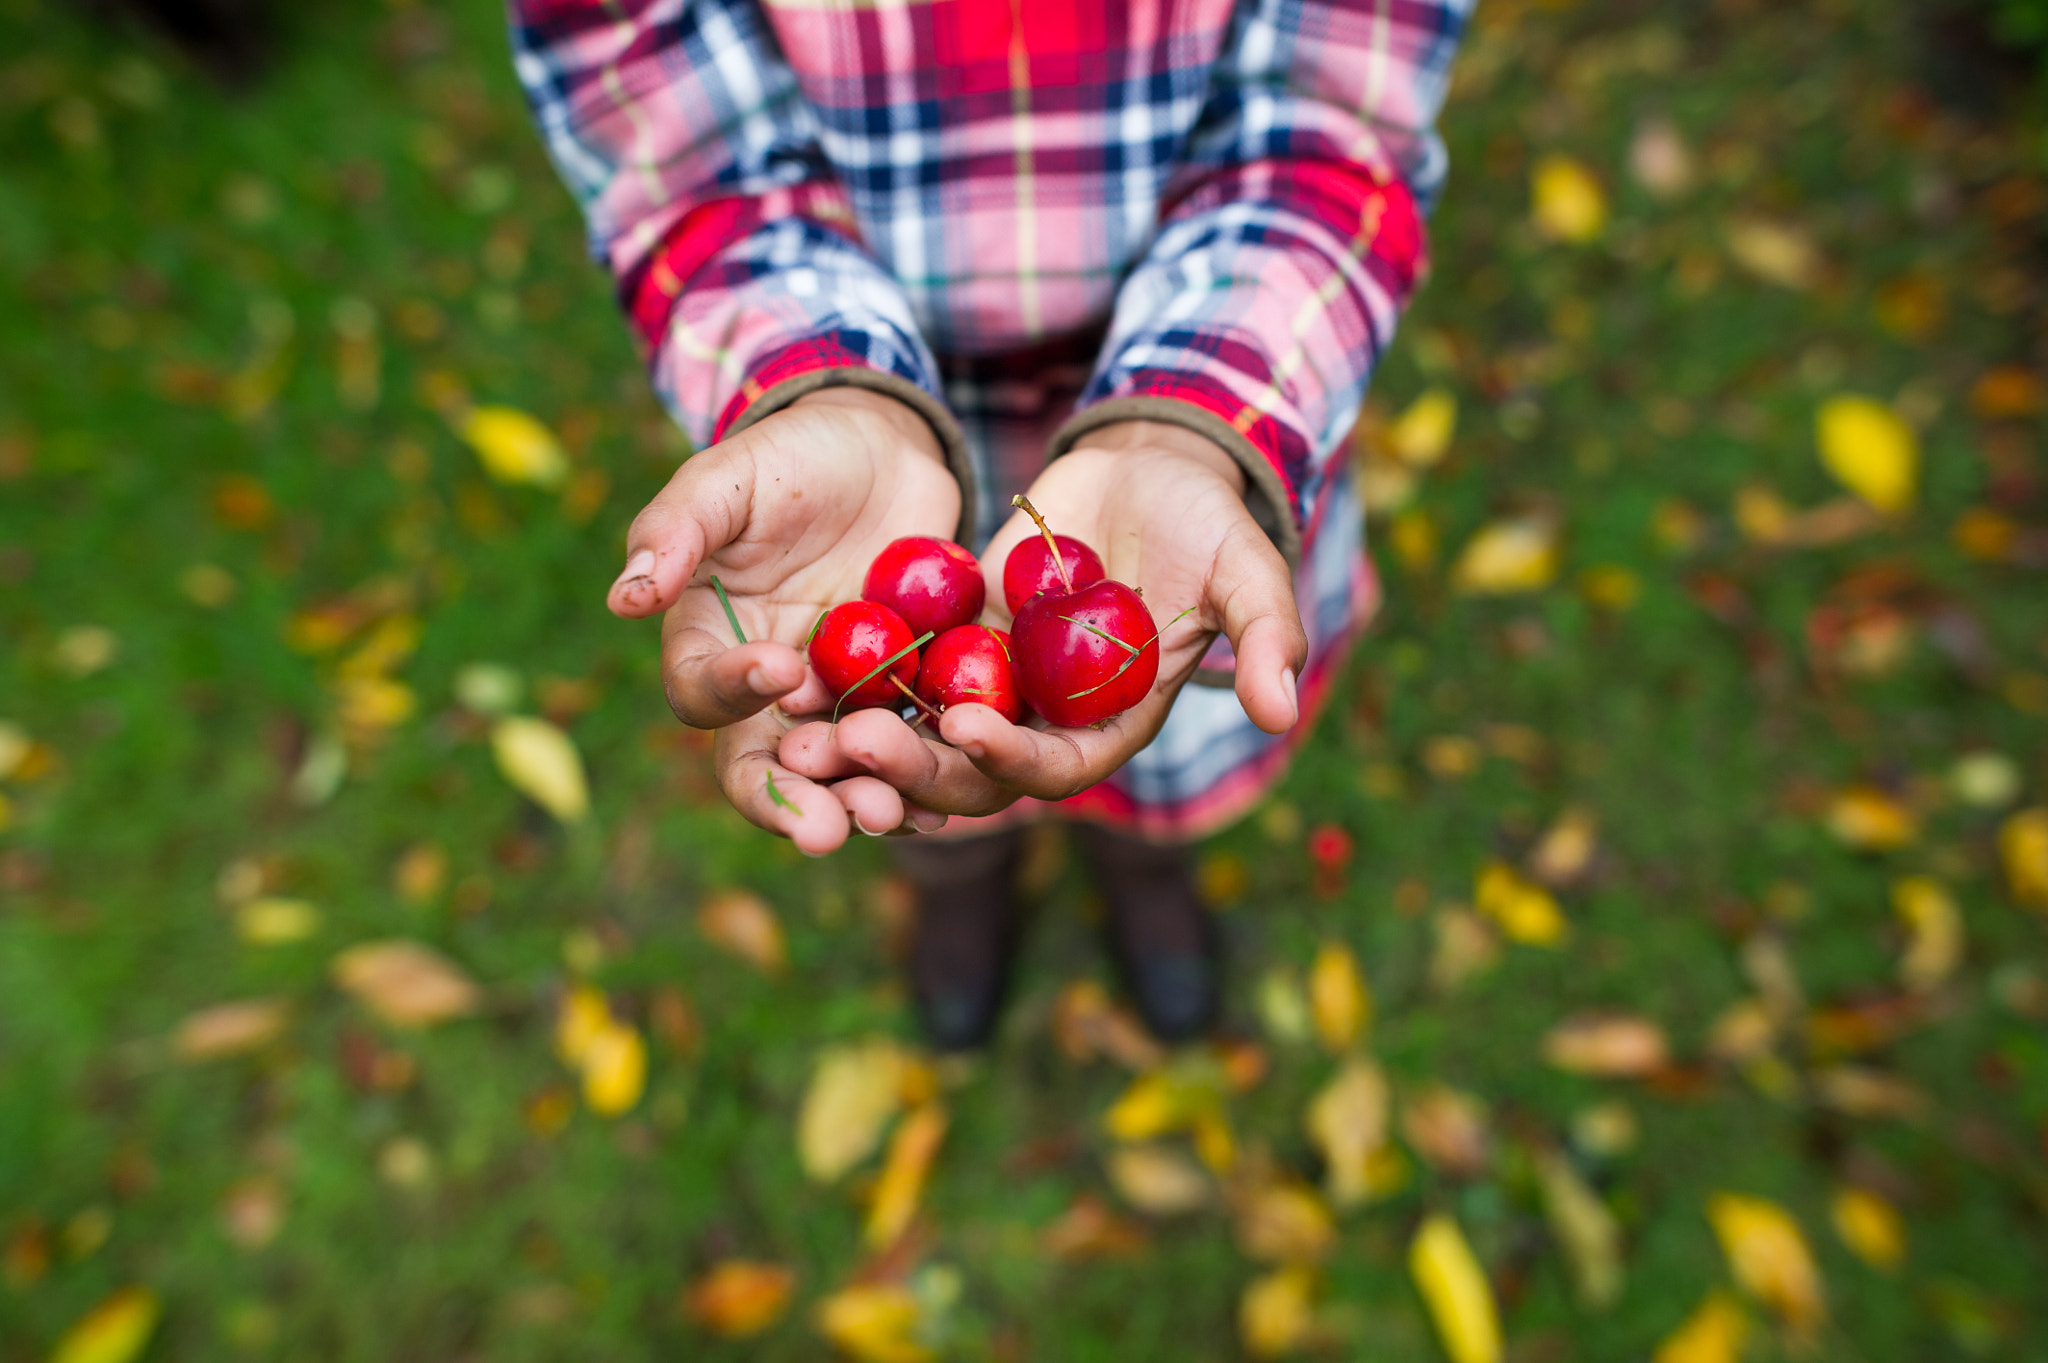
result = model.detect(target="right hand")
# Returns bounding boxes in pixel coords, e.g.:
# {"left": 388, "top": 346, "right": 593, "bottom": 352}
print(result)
{"left": 609, "top": 386, "right": 961, "bottom": 853}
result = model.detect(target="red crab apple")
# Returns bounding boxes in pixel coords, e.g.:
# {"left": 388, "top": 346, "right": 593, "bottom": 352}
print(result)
{"left": 1002, "top": 531, "right": 1105, "bottom": 615}
{"left": 863, "top": 536, "right": 985, "bottom": 638}
{"left": 1005, "top": 497, "right": 1160, "bottom": 728}
{"left": 915, "top": 625, "right": 1025, "bottom": 723}
{"left": 807, "top": 600, "right": 920, "bottom": 711}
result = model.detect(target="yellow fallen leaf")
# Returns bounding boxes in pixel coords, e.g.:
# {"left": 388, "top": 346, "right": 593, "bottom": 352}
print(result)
{"left": 1706, "top": 1192, "right": 1826, "bottom": 1334}
{"left": 1409, "top": 1213, "right": 1501, "bottom": 1363}
{"left": 490, "top": 715, "right": 589, "bottom": 824}
{"left": 1256, "top": 967, "right": 1312, "bottom": 1044}
{"left": 1706, "top": 998, "right": 1776, "bottom": 1063}
{"left": 1542, "top": 1014, "right": 1669, "bottom": 1077}
{"left": 1733, "top": 484, "right": 1794, "bottom": 546}
{"left": 1826, "top": 785, "right": 1917, "bottom": 851}
{"left": 1239, "top": 1265, "right": 1317, "bottom": 1359}
{"left": 235, "top": 896, "right": 321, "bottom": 945}
{"left": 392, "top": 842, "right": 448, "bottom": 903}
{"left": 1308, "top": 941, "right": 1370, "bottom": 1053}
{"left": 1105, "top": 1144, "right": 1211, "bottom": 1216}
{"left": 814, "top": 1283, "right": 932, "bottom": 1363}
{"left": 865, "top": 1103, "right": 948, "bottom": 1249}
{"left": 1390, "top": 508, "right": 1439, "bottom": 574}
{"left": 1474, "top": 862, "right": 1567, "bottom": 946}
{"left": 554, "top": 985, "right": 613, "bottom": 1067}
{"left": 336, "top": 676, "right": 416, "bottom": 733}
{"left": 331, "top": 939, "right": 481, "bottom": 1028}
{"left": 1430, "top": 909, "right": 1499, "bottom": 994}
{"left": 581, "top": 1018, "right": 647, "bottom": 1116}
{"left": 1531, "top": 154, "right": 1606, "bottom": 243}
{"left": 1830, "top": 1186, "right": 1905, "bottom": 1272}
{"left": 1726, "top": 217, "right": 1820, "bottom": 289}
{"left": 684, "top": 1260, "right": 796, "bottom": 1339}
{"left": 1891, "top": 876, "right": 1962, "bottom": 991}
{"left": 1529, "top": 806, "right": 1598, "bottom": 885}
{"left": 171, "top": 997, "right": 290, "bottom": 1061}
{"left": 1578, "top": 564, "right": 1640, "bottom": 611}
{"left": 1950, "top": 751, "right": 2021, "bottom": 809}
{"left": 1451, "top": 516, "right": 1559, "bottom": 595}
{"left": 1817, "top": 396, "right": 1917, "bottom": 514}
{"left": 0, "top": 719, "right": 30, "bottom": 779}
{"left": 48, "top": 1286, "right": 161, "bottom": 1363}
{"left": 1401, "top": 1083, "right": 1492, "bottom": 1178}
{"left": 1386, "top": 388, "right": 1458, "bottom": 468}
{"left": 1104, "top": 1067, "right": 1220, "bottom": 1142}
{"left": 1232, "top": 1179, "right": 1336, "bottom": 1264}
{"left": 1535, "top": 1151, "right": 1622, "bottom": 1309}
{"left": 696, "top": 888, "right": 787, "bottom": 974}
{"left": 2000, "top": 808, "right": 2048, "bottom": 909}
{"left": 798, "top": 1038, "right": 907, "bottom": 1183}
{"left": 1653, "top": 1292, "right": 1748, "bottom": 1363}
{"left": 460, "top": 404, "right": 569, "bottom": 488}
{"left": 1305, "top": 1055, "right": 1388, "bottom": 1208}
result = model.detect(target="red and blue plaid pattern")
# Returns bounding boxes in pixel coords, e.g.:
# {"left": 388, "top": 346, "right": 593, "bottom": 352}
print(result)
{"left": 511, "top": 0, "right": 1467, "bottom": 837}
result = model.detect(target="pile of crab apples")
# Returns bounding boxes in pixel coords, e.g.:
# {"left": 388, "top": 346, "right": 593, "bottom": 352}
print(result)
{"left": 804, "top": 497, "right": 1162, "bottom": 731}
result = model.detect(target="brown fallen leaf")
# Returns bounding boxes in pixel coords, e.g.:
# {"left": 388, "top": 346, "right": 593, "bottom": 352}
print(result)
{"left": 1041, "top": 1194, "right": 1151, "bottom": 1260}
{"left": 1051, "top": 978, "right": 1167, "bottom": 1069}
{"left": 1542, "top": 1014, "right": 1669, "bottom": 1077}
{"left": 331, "top": 940, "right": 480, "bottom": 1028}
{"left": 1528, "top": 806, "right": 1598, "bottom": 885}
{"left": 171, "top": 997, "right": 291, "bottom": 1061}
{"left": 1401, "top": 1083, "right": 1492, "bottom": 1178}
{"left": 1429, "top": 909, "right": 1499, "bottom": 994}
{"left": 1305, "top": 1055, "right": 1389, "bottom": 1208}
{"left": 684, "top": 1260, "right": 797, "bottom": 1339}
{"left": 1106, "top": 1144, "right": 1211, "bottom": 1216}
{"left": 1810, "top": 1066, "right": 1930, "bottom": 1121}
{"left": 220, "top": 1175, "right": 285, "bottom": 1249}
{"left": 1535, "top": 1150, "right": 1622, "bottom": 1309}
{"left": 696, "top": 888, "right": 787, "bottom": 974}
{"left": 1232, "top": 1178, "right": 1336, "bottom": 1264}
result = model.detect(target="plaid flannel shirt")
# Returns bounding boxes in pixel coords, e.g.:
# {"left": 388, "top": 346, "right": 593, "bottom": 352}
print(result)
{"left": 512, "top": 0, "right": 1468, "bottom": 837}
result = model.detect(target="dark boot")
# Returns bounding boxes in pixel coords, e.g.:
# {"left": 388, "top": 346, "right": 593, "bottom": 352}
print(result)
{"left": 890, "top": 829, "right": 1028, "bottom": 1052}
{"left": 1072, "top": 824, "right": 1221, "bottom": 1044}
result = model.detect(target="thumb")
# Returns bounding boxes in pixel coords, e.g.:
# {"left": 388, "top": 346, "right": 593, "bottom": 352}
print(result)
{"left": 1209, "top": 522, "right": 1308, "bottom": 735}
{"left": 607, "top": 441, "right": 754, "bottom": 619}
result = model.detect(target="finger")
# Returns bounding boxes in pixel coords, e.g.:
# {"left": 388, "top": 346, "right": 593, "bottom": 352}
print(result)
{"left": 608, "top": 446, "right": 754, "bottom": 618}
{"left": 776, "top": 668, "right": 837, "bottom": 717}
{"left": 827, "top": 775, "right": 907, "bottom": 838}
{"left": 778, "top": 720, "right": 869, "bottom": 781}
{"left": 663, "top": 637, "right": 807, "bottom": 729}
{"left": 833, "top": 708, "right": 1016, "bottom": 817}
{"left": 1208, "top": 523, "right": 1309, "bottom": 734}
{"left": 938, "top": 702, "right": 1146, "bottom": 803}
{"left": 716, "top": 720, "right": 853, "bottom": 855}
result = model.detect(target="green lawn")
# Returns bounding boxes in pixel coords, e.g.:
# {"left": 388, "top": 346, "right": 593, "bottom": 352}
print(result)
{"left": 3, "top": 0, "right": 2046, "bottom": 1358}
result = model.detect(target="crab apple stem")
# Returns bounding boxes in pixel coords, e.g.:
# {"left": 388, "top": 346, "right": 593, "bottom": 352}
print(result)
{"left": 890, "top": 673, "right": 944, "bottom": 724}
{"left": 1011, "top": 494, "right": 1074, "bottom": 594}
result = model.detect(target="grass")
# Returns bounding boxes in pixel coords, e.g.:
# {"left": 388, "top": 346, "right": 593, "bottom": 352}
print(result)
{"left": 2, "top": 0, "right": 2046, "bottom": 1358}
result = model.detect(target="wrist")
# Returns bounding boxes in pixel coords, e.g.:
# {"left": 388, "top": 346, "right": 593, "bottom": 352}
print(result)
{"left": 792, "top": 385, "right": 947, "bottom": 469}
{"left": 1067, "top": 418, "right": 1249, "bottom": 497}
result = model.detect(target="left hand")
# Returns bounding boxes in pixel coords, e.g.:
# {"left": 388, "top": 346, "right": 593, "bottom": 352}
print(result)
{"left": 777, "top": 419, "right": 1308, "bottom": 814}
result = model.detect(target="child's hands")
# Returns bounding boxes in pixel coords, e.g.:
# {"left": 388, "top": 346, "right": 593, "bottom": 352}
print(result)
{"left": 777, "top": 421, "right": 1308, "bottom": 815}
{"left": 611, "top": 386, "right": 962, "bottom": 852}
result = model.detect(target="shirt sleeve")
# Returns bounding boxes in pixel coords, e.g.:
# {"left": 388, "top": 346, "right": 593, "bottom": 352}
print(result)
{"left": 508, "top": 0, "right": 977, "bottom": 528}
{"left": 1050, "top": 0, "right": 1471, "bottom": 568}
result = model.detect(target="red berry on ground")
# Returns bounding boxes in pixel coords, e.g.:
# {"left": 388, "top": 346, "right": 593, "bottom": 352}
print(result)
{"left": 1002, "top": 533, "right": 1105, "bottom": 615}
{"left": 915, "top": 625, "right": 1025, "bottom": 723}
{"left": 808, "top": 600, "right": 919, "bottom": 711}
{"left": 1010, "top": 579, "right": 1159, "bottom": 728}
{"left": 863, "top": 536, "right": 986, "bottom": 639}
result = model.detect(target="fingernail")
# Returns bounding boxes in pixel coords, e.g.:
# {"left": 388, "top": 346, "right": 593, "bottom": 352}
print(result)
{"left": 612, "top": 548, "right": 655, "bottom": 592}
{"left": 911, "top": 810, "right": 947, "bottom": 834}
{"left": 799, "top": 844, "right": 826, "bottom": 858}
{"left": 1280, "top": 667, "right": 1299, "bottom": 722}
{"left": 960, "top": 741, "right": 986, "bottom": 760}
{"left": 853, "top": 816, "right": 885, "bottom": 837}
